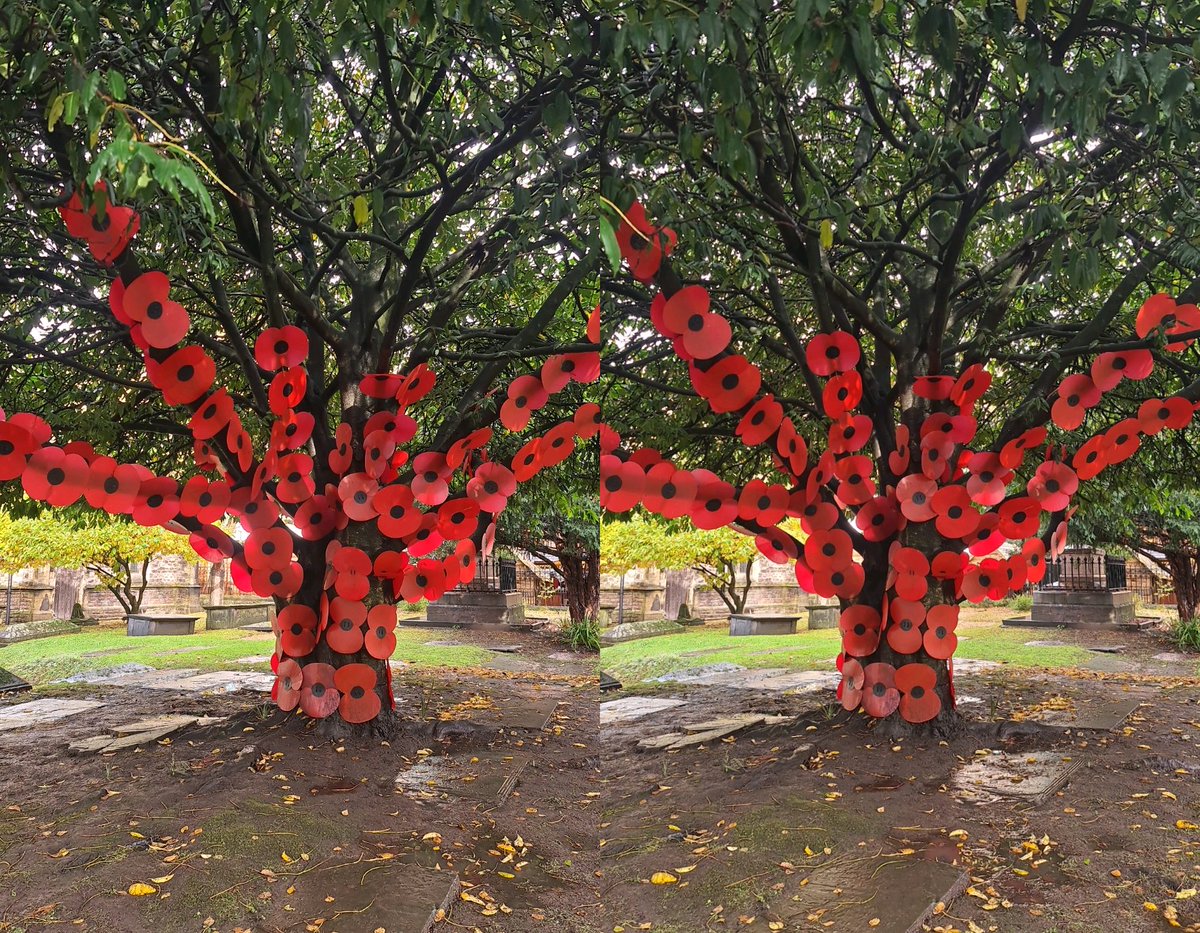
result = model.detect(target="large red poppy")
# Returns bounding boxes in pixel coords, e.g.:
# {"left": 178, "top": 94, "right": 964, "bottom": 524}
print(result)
{"left": 437, "top": 497, "right": 480, "bottom": 540}
{"left": 921, "top": 412, "right": 976, "bottom": 446}
{"left": 190, "top": 388, "right": 235, "bottom": 441}
{"left": 328, "top": 422, "right": 354, "bottom": 475}
{"left": 1104, "top": 418, "right": 1142, "bottom": 465}
{"left": 600, "top": 455, "right": 644, "bottom": 513}
{"left": 245, "top": 527, "right": 294, "bottom": 570}
{"left": 839, "top": 605, "right": 881, "bottom": 657}
{"left": 662, "top": 286, "right": 731, "bottom": 360}
{"left": 299, "top": 662, "right": 339, "bottom": 718}
{"left": 920, "top": 434, "right": 954, "bottom": 481}
{"left": 828, "top": 414, "right": 872, "bottom": 455}
{"left": 755, "top": 528, "right": 799, "bottom": 564}
{"left": 395, "top": 363, "right": 437, "bottom": 409}
{"left": 296, "top": 495, "right": 339, "bottom": 541}
{"left": 409, "top": 452, "right": 449, "bottom": 506}
{"left": 815, "top": 563, "right": 865, "bottom": 600}
{"left": 805, "top": 451, "right": 835, "bottom": 502}
{"left": 1135, "top": 294, "right": 1200, "bottom": 350}
{"left": 446, "top": 427, "right": 492, "bottom": 471}
{"left": 189, "top": 524, "right": 235, "bottom": 562}
{"left": 691, "top": 479, "right": 738, "bottom": 530}
{"left": 338, "top": 473, "right": 380, "bottom": 522}
{"left": 399, "top": 558, "right": 448, "bottom": 603}
{"left": 951, "top": 364, "right": 991, "bottom": 410}
{"left": 895, "top": 663, "right": 941, "bottom": 723}
{"left": 887, "top": 599, "right": 925, "bottom": 654}
{"left": 888, "top": 423, "right": 911, "bottom": 476}
{"left": 1137, "top": 396, "right": 1194, "bottom": 435}
{"left": 83, "top": 458, "right": 141, "bottom": 513}
{"left": 273, "top": 658, "right": 303, "bottom": 712}
{"left": 997, "top": 496, "right": 1041, "bottom": 539}
{"left": 823, "top": 372, "right": 863, "bottom": 418}
{"left": 1071, "top": 434, "right": 1110, "bottom": 482}
{"left": 122, "top": 271, "right": 190, "bottom": 348}
{"left": 641, "top": 463, "right": 697, "bottom": 520}
{"left": 252, "top": 563, "right": 303, "bottom": 600}
{"left": 999, "top": 426, "right": 1047, "bottom": 470}
{"left": 362, "top": 430, "right": 397, "bottom": 481}
{"left": 695, "top": 355, "right": 761, "bottom": 413}
{"left": 364, "top": 604, "right": 398, "bottom": 660}
{"left": 965, "top": 512, "right": 1005, "bottom": 556}
{"left": 128, "top": 475, "right": 179, "bottom": 526}
{"left": 573, "top": 403, "right": 602, "bottom": 439}
{"left": 500, "top": 374, "right": 549, "bottom": 431}
{"left": 737, "top": 395, "right": 783, "bottom": 446}
{"left": 404, "top": 513, "right": 444, "bottom": 558}
{"left": 892, "top": 547, "right": 930, "bottom": 601}
{"left": 896, "top": 474, "right": 936, "bottom": 522}
{"left": 334, "top": 664, "right": 381, "bottom": 724}
{"left": 805, "top": 331, "right": 860, "bottom": 377}
{"left": 179, "top": 476, "right": 230, "bottom": 524}
{"left": 1024, "top": 538, "right": 1048, "bottom": 584}
{"left": 738, "top": 480, "right": 789, "bottom": 526}
{"left": 861, "top": 662, "right": 900, "bottom": 718}
{"left": 961, "top": 560, "right": 1005, "bottom": 603}
{"left": 278, "top": 604, "right": 319, "bottom": 657}
{"left": 0, "top": 421, "right": 37, "bottom": 481}
{"left": 832, "top": 455, "right": 875, "bottom": 506}
{"left": 269, "top": 368, "right": 307, "bottom": 416}
{"left": 59, "top": 185, "right": 141, "bottom": 263}
{"left": 839, "top": 657, "right": 866, "bottom": 711}
{"left": 22, "top": 447, "right": 87, "bottom": 507}
{"left": 254, "top": 326, "right": 308, "bottom": 371}
{"left": 1027, "top": 461, "right": 1078, "bottom": 511}
{"left": 965, "top": 452, "right": 1011, "bottom": 506}
{"left": 149, "top": 345, "right": 215, "bottom": 406}
{"left": 467, "top": 462, "right": 517, "bottom": 514}
{"left": 1051, "top": 374, "right": 1101, "bottom": 430}
{"left": 332, "top": 547, "right": 373, "bottom": 601}
{"left": 1091, "top": 348, "right": 1153, "bottom": 391}
{"left": 805, "top": 529, "right": 853, "bottom": 571}
{"left": 923, "top": 605, "right": 959, "bottom": 659}
{"left": 775, "top": 418, "right": 808, "bottom": 477}
{"left": 511, "top": 436, "right": 546, "bottom": 482}
{"left": 615, "top": 201, "right": 677, "bottom": 282}
{"left": 799, "top": 497, "right": 839, "bottom": 534}
{"left": 326, "top": 598, "right": 367, "bottom": 654}
{"left": 539, "top": 421, "right": 577, "bottom": 469}
{"left": 375, "top": 485, "right": 423, "bottom": 538}
{"left": 360, "top": 373, "right": 404, "bottom": 399}
{"left": 913, "top": 376, "right": 955, "bottom": 400}
{"left": 276, "top": 452, "right": 316, "bottom": 504}
{"left": 855, "top": 495, "right": 900, "bottom": 542}
{"left": 930, "top": 486, "right": 978, "bottom": 539}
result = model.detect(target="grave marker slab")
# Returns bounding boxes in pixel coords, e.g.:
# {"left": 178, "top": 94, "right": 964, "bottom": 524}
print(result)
{"left": 0, "top": 698, "right": 103, "bottom": 732}
{"left": 1034, "top": 697, "right": 1142, "bottom": 731}
{"left": 600, "top": 696, "right": 685, "bottom": 725}
{"left": 395, "top": 752, "right": 530, "bottom": 806}
{"left": 294, "top": 860, "right": 458, "bottom": 933}
{"left": 953, "top": 750, "right": 1084, "bottom": 804}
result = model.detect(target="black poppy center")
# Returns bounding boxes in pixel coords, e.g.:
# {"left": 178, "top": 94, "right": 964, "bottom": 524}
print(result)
{"left": 275, "top": 339, "right": 289, "bottom": 354}
{"left": 390, "top": 506, "right": 405, "bottom": 519}
{"left": 687, "top": 314, "right": 704, "bottom": 332}
{"left": 146, "top": 301, "right": 163, "bottom": 320}
{"left": 981, "top": 471, "right": 994, "bottom": 483}
{"left": 199, "top": 492, "right": 213, "bottom": 507}
{"left": 354, "top": 492, "right": 368, "bottom": 504}
{"left": 515, "top": 397, "right": 527, "bottom": 409}
{"left": 825, "top": 345, "right": 839, "bottom": 359}
{"left": 604, "top": 476, "right": 621, "bottom": 492}
{"left": 339, "top": 619, "right": 354, "bottom": 632}
{"left": 662, "top": 482, "right": 677, "bottom": 499}
{"left": 871, "top": 513, "right": 884, "bottom": 526}
{"left": 485, "top": 481, "right": 499, "bottom": 494}
{"left": 262, "top": 541, "right": 276, "bottom": 555}
{"left": 311, "top": 683, "right": 326, "bottom": 698}
{"left": 1067, "top": 394, "right": 1079, "bottom": 406}
{"left": 831, "top": 572, "right": 845, "bottom": 585}
{"left": 948, "top": 506, "right": 962, "bottom": 519}
{"left": 751, "top": 411, "right": 766, "bottom": 426}
{"left": 935, "top": 626, "right": 947, "bottom": 639}
{"left": 1045, "top": 479, "right": 1060, "bottom": 493}
{"left": 911, "top": 685, "right": 926, "bottom": 699}
{"left": 1114, "top": 357, "right": 1127, "bottom": 370}
{"left": 47, "top": 467, "right": 65, "bottom": 485}
{"left": 722, "top": 374, "right": 738, "bottom": 390}
{"left": 913, "top": 492, "right": 927, "bottom": 505}
{"left": 104, "top": 477, "right": 120, "bottom": 494}
{"left": 0, "top": 441, "right": 11, "bottom": 456}
{"left": 562, "top": 359, "right": 576, "bottom": 372}
{"left": 178, "top": 365, "right": 195, "bottom": 382}
{"left": 269, "top": 571, "right": 283, "bottom": 585}
{"left": 705, "top": 498, "right": 721, "bottom": 512}
{"left": 872, "top": 683, "right": 886, "bottom": 697}
{"left": 900, "top": 619, "right": 913, "bottom": 631}
{"left": 350, "top": 686, "right": 365, "bottom": 700}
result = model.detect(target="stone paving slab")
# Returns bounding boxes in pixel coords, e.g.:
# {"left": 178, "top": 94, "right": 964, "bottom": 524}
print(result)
{"left": 1034, "top": 697, "right": 1142, "bottom": 731}
{"left": 654, "top": 666, "right": 840, "bottom": 694}
{"left": 779, "top": 855, "right": 967, "bottom": 933}
{"left": 0, "top": 698, "right": 104, "bottom": 732}
{"left": 72, "top": 667, "right": 273, "bottom": 693}
{"left": 232, "top": 655, "right": 272, "bottom": 665}
{"left": 1154, "top": 651, "right": 1194, "bottom": 662}
{"left": 396, "top": 751, "right": 531, "bottom": 807}
{"left": 456, "top": 696, "right": 562, "bottom": 731}
{"left": 600, "top": 696, "right": 686, "bottom": 725}
{"left": 953, "top": 750, "right": 1084, "bottom": 805}
{"left": 302, "top": 860, "right": 458, "bottom": 933}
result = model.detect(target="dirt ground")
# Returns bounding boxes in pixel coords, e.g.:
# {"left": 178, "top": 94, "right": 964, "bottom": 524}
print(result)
{"left": 0, "top": 626, "right": 601, "bottom": 933}
{"left": 599, "top": 624, "right": 1200, "bottom": 933}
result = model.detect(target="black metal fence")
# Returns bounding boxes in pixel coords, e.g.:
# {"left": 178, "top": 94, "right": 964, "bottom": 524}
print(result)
{"left": 1039, "top": 553, "right": 1127, "bottom": 591}
{"left": 464, "top": 557, "right": 517, "bottom": 594}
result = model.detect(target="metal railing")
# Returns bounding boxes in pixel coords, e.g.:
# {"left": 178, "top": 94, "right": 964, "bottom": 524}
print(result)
{"left": 464, "top": 556, "right": 518, "bottom": 594}
{"left": 1039, "top": 552, "right": 1128, "bottom": 592}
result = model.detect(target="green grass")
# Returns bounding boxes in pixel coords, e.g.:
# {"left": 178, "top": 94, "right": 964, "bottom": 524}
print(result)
{"left": 0, "top": 621, "right": 492, "bottom": 687}
{"left": 599, "top": 614, "right": 1092, "bottom": 684}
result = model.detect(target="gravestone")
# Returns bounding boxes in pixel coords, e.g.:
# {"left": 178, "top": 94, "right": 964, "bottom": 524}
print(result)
{"left": 807, "top": 602, "right": 839, "bottom": 629}
{"left": 729, "top": 613, "right": 800, "bottom": 636}
{"left": 600, "top": 619, "right": 686, "bottom": 644}
{"left": 0, "top": 619, "right": 80, "bottom": 644}
{"left": 600, "top": 696, "right": 685, "bottom": 724}
{"left": 203, "top": 601, "right": 274, "bottom": 630}
{"left": 126, "top": 613, "right": 198, "bottom": 636}
{"left": 953, "top": 750, "right": 1084, "bottom": 805}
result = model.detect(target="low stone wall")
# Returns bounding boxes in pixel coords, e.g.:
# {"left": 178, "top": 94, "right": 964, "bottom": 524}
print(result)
{"left": 0, "top": 583, "right": 203, "bottom": 623}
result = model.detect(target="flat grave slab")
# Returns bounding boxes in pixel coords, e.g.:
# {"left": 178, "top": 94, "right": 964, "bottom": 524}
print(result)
{"left": 779, "top": 855, "right": 967, "bottom": 933}
{"left": 232, "top": 655, "right": 272, "bottom": 665}
{"left": 653, "top": 665, "right": 839, "bottom": 694}
{"left": 396, "top": 751, "right": 531, "bottom": 806}
{"left": 0, "top": 620, "right": 80, "bottom": 644}
{"left": 457, "top": 695, "right": 562, "bottom": 731}
{"left": 299, "top": 860, "right": 458, "bottom": 933}
{"left": 1033, "top": 696, "right": 1142, "bottom": 731}
{"left": 480, "top": 654, "right": 542, "bottom": 674}
{"left": 600, "top": 619, "right": 687, "bottom": 644}
{"left": 0, "top": 666, "right": 30, "bottom": 695}
{"left": 1081, "top": 654, "right": 1135, "bottom": 673}
{"left": 0, "top": 698, "right": 104, "bottom": 732}
{"left": 600, "top": 696, "right": 685, "bottom": 725}
{"left": 72, "top": 667, "right": 273, "bottom": 694}
{"left": 1155, "top": 651, "right": 1194, "bottom": 662}
{"left": 126, "top": 614, "right": 198, "bottom": 636}
{"left": 637, "top": 714, "right": 799, "bottom": 751}
{"left": 953, "top": 750, "right": 1084, "bottom": 805}
{"left": 951, "top": 658, "right": 1002, "bottom": 674}
{"left": 729, "top": 613, "right": 800, "bottom": 636}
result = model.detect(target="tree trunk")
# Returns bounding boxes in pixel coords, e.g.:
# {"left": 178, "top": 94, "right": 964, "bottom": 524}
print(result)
{"left": 1167, "top": 552, "right": 1200, "bottom": 624}
{"left": 560, "top": 547, "right": 599, "bottom": 623}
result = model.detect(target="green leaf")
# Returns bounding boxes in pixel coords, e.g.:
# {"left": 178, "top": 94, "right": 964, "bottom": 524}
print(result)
{"left": 598, "top": 215, "right": 621, "bottom": 275}
{"left": 819, "top": 218, "right": 833, "bottom": 249}
{"left": 353, "top": 194, "right": 370, "bottom": 229}
{"left": 107, "top": 70, "right": 126, "bottom": 101}
{"left": 46, "top": 93, "right": 66, "bottom": 132}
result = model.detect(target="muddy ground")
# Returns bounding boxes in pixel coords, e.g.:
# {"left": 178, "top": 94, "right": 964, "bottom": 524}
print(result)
{"left": 600, "top": 624, "right": 1200, "bottom": 933}
{"left": 0, "top": 626, "right": 600, "bottom": 933}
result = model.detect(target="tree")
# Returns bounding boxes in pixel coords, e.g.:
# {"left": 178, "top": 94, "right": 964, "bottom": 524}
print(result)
{"left": 597, "top": 3, "right": 1200, "bottom": 734}
{"left": 0, "top": 2, "right": 601, "bottom": 734}
{"left": 0, "top": 511, "right": 198, "bottom": 615}
{"left": 601, "top": 515, "right": 760, "bottom": 614}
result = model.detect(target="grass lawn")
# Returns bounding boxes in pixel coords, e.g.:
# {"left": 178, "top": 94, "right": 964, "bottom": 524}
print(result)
{"left": 600, "top": 605, "right": 1094, "bottom": 683}
{"left": 0, "top": 621, "right": 492, "bottom": 687}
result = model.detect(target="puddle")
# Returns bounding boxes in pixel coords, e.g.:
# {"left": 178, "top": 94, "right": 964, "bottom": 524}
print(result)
{"left": 310, "top": 777, "right": 362, "bottom": 796}
{"left": 854, "top": 776, "right": 904, "bottom": 793}
{"left": 886, "top": 830, "right": 961, "bottom": 865}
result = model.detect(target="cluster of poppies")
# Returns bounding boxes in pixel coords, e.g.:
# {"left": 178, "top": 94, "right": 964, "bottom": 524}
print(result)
{"left": 611, "top": 199, "right": 1200, "bottom": 724}
{"left": 10, "top": 186, "right": 603, "bottom": 724}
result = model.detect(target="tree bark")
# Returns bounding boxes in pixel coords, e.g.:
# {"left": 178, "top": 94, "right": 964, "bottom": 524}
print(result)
{"left": 1167, "top": 552, "right": 1200, "bottom": 624}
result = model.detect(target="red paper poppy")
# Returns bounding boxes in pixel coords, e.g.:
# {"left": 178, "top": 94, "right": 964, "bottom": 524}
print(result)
{"left": 539, "top": 421, "right": 577, "bottom": 470}
{"left": 1051, "top": 513, "right": 1072, "bottom": 559}
{"left": 254, "top": 326, "right": 308, "bottom": 371}
{"left": 403, "top": 513, "right": 444, "bottom": 558}
{"left": 754, "top": 528, "right": 798, "bottom": 564}
{"left": 59, "top": 185, "right": 141, "bottom": 263}
{"left": 190, "top": 388, "right": 235, "bottom": 441}
{"left": 931, "top": 486, "right": 979, "bottom": 539}
{"left": 373, "top": 550, "right": 408, "bottom": 584}
{"left": 273, "top": 452, "right": 314, "bottom": 504}
{"left": 691, "top": 479, "right": 738, "bottom": 530}
{"left": 998, "top": 426, "right": 1047, "bottom": 470}
{"left": 453, "top": 539, "right": 478, "bottom": 585}
{"left": 83, "top": 458, "right": 141, "bottom": 513}
{"left": 1050, "top": 374, "right": 1100, "bottom": 430}
{"left": 1091, "top": 348, "right": 1153, "bottom": 391}
{"left": 466, "top": 462, "right": 516, "bottom": 514}
{"left": 839, "top": 657, "right": 866, "bottom": 711}
{"left": 896, "top": 474, "right": 936, "bottom": 522}
{"left": 339, "top": 473, "right": 380, "bottom": 522}
{"left": 245, "top": 527, "right": 294, "bottom": 570}
{"left": 399, "top": 558, "right": 448, "bottom": 603}
{"left": 360, "top": 374, "right": 404, "bottom": 399}
{"left": 543, "top": 351, "right": 600, "bottom": 392}
{"left": 895, "top": 663, "right": 941, "bottom": 723}
{"left": 839, "top": 605, "right": 881, "bottom": 657}
{"left": 920, "top": 434, "right": 954, "bottom": 481}
{"left": 600, "top": 455, "right": 644, "bottom": 513}
{"left": 931, "top": 550, "right": 964, "bottom": 582}
{"left": 736, "top": 395, "right": 783, "bottom": 447}
{"left": 1027, "top": 460, "right": 1078, "bottom": 511}
{"left": 772, "top": 418, "right": 807, "bottom": 477}
{"left": 964, "top": 452, "right": 1010, "bottom": 506}
{"left": 886, "top": 599, "right": 925, "bottom": 654}
{"left": 1135, "top": 293, "right": 1200, "bottom": 350}
{"left": 446, "top": 427, "right": 493, "bottom": 471}
{"left": 326, "top": 597, "right": 367, "bottom": 654}
{"left": 662, "top": 286, "right": 732, "bottom": 360}
{"left": 961, "top": 560, "right": 1005, "bottom": 603}
{"left": 805, "top": 529, "right": 853, "bottom": 572}
{"left": 616, "top": 201, "right": 677, "bottom": 282}
{"left": 736, "top": 480, "right": 788, "bottom": 527}
{"left": 1103, "top": 418, "right": 1141, "bottom": 465}
{"left": 225, "top": 418, "right": 254, "bottom": 474}
{"left": 409, "top": 452, "right": 449, "bottom": 506}
{"left": 833, "top": 455, "right": 875, "bottom": 506}
{"left": 189, "top": 524, "right": 235, "bottom": 562}
{"left": 22, "top": 447, "right": 87, "bottom": 506}
{"left": 951, "top": 364, "right": 991, "bottom": 409}
{"left": 965, "top": 512, "right": 1005, "bottom": 556}
{"left": 364, "top": 604, "right": 398, "bottom": 660}
{"left": 798, "top": 498, "right": 838, "bottom": 535}
{"left": 393, "top": 363, "right": 437, "bottom": 409}
{"left": 800, "top": 451, "right": 831, "bottom": 502}
{"left": 375, "top": 485, "right": 423, "bottom": 538}
{"left": 149, "top": 345, "right": 215, "bottom": 406}
{"left": 573, "top": 403, "right": 601, "bottom": 439}
{"left": 1138, "top": 396, "right": 1194, "bottom": 435}
{"left": 296, "top": 495, "right": 339, "bottom": 540}
{"left": 923, "top": 605, "right": 958, "bottom": 659}
{"left": 273, "top": 658, "right": 303, "bottom": 712}
{"left": 329, "top": 422, "right": 354, "bottom": 475}
{"left": 179, "top": 476, "right": 230, "bottom": 524}
{"left": 892, "top": 545, "right": 930, "bottom": 578}
{"left": 696, "top": 355, "right": 761, "bottom": 413}
{"left": 806, "top": 331, "right": 860, "bottom": 377}
{"left": 332, "top": 547, "right": 372, "bottom": 601}
{"left": 998, "top": 496, "right": 1041, "bottom": 539}
{"left": 0, "top": 421, "right": 37, "bottom": 481}
{"left": 193, "top": 439, "right": 220, "bottom": 472}
{"left": 252, "top": 562, "right": 303, "bottom": 600}
{"left": 361, "top": 430, "right": 395, "bottom": 481}
{"left": 639, "top": 463, "right": 695, "bottom": 520}
{"left": 278, "top": 604, "right": 318, "bottom": 657}
{"left": 855, "top": 495, "right": 900, "bottom": 542}
{"left": 913, "top": 376, "right": 955, "bottom": 400}
{"left": 820, "top": 563, "right": 866, "bottom": 601}
{"left": 297, "top": 662, "right": 339, "bottom": 718}
{"left": 233, "top": 491, "right": 281, "bottom": 532}
{"left": 500, "top": 374, "right": 549, "bottom": 431}
{"left": 334, "top": 664, "right": 381, "bottom": 724}
{"left": 823, "top": 372, "right": 862, "bottom": 419}
{"left": 511, "top": 436, "right": 546, "bottom": 482}
{"left": 122, "top": 271, "right": 190, "bottom": 348}
{"left": 888, "top": 424, "right": 911, "bottom": 476}
{"left": 269, "top": 368, "right": 307, "bottom": 416}
{"left": 437, "top": 498, "right": 480, "bottom": 540}
{"left": 1071, "top": 434, "right": 1110, "bottom": 482}
{"left": 1023, "top": 538, "right": 1048, "bottom": 584}
{"left": 827, "top": 414, "right": 872, "bottom": 455}
{"left": 1004, "top": 554, "right": 1028, "bottom": 593}
{"left": 861, "top": 662, "right": 900, "bottom": 718}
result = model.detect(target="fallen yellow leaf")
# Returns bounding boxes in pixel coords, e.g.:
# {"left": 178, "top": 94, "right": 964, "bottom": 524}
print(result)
{"left": 127, "top": 883, "right": 157, "bottom": 897}
{"left": 650, "top": 872, "right": 678, "bottom": 885}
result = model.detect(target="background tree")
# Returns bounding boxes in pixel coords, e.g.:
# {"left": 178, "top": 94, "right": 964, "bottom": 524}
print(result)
{"left": 0, "top": 1, "right": 603, "bottom": 734}
{"left": 597, "top": 2, "right": 1200, "bottom": 734}
{"left": 0, "top": 511, "right": 198, "bottom": 615}
{"left": 601, "top": 515, "right": 761, "bottom": 615}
